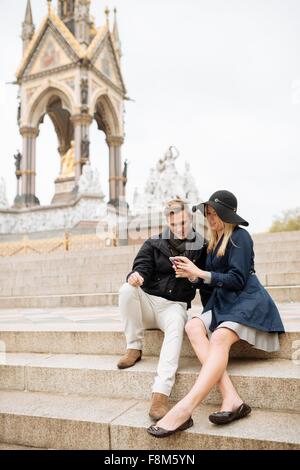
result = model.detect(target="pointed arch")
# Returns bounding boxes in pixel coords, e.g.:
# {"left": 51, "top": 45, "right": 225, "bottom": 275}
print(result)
{"left": 25, "top": 80, "right": 75, "bottom": 128}
{"left": 92, "top": 92, "right": 121, "bottom": 137}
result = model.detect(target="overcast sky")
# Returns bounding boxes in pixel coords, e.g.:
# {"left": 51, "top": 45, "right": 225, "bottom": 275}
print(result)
{"left": 0, "top": 0, "right": 300, "bottom": 233}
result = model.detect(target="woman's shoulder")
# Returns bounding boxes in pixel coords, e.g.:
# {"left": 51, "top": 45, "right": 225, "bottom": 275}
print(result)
{"left": 230, "top": 227, "right": 253, "bottom": 246}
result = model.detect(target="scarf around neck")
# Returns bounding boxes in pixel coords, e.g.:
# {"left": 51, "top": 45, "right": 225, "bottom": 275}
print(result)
{"left": 164, "top": 227, "right": 197, "bottom": 256}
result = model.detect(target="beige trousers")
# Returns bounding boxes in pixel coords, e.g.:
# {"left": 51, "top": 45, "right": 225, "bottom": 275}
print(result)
{"left": 119, "top": 283, "right": 188, "bottom": 396}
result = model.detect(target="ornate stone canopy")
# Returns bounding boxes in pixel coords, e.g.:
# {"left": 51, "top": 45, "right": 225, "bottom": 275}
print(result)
{"left": 15, "top": 1, "right": 127, "bottom": 210}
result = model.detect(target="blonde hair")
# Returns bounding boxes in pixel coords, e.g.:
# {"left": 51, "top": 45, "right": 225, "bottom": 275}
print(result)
{"left": 164, "top": 198, "right": 191, "bottom": 217}
{"left": 206, "top": 206, "right": 237, "bottom": 256}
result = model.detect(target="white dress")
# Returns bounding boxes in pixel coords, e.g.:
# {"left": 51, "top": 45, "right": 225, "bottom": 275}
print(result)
{"left": 191, "top": 309, "right": 280, "bottom": 352}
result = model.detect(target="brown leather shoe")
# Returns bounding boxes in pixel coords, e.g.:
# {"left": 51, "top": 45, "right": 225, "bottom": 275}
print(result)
{"left": 149, "top": 393, "right": 169, "bottom": 421}
{"left": 117, "top": 349, "right": 142, "bottom": 370}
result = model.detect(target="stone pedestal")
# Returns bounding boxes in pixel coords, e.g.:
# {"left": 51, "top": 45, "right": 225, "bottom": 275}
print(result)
{"left": 0, "top": 195, "right": 108, "bottom": 235}
{"left": 51, "top": 177, "right": 77, "bottom": 205}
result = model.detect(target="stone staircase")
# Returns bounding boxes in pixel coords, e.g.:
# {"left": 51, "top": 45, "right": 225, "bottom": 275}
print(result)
{"left": 0, "top": 230, "right": 299, "bottom": 449}
{"left": 0, "top": 230, "right": 299, "bottom": 308}
{"left": 0, "top": 311, "right": 299, "bottom": 450}
{"left": 253, "top": 231, "right": 300, "bottom": 303}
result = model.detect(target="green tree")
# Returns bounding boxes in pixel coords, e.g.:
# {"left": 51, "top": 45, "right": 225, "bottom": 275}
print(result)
{"left": 270, "top": 207, "right": 300, "bottom": 232}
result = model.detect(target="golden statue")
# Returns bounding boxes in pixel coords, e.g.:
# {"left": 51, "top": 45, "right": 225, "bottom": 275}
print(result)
{"left": 59, "top": 141, "right": 75, "bottom": 179}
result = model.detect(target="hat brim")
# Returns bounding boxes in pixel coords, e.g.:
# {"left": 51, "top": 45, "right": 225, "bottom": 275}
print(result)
{"left": 193, "top": 201, "right": 249, "bottom": 227}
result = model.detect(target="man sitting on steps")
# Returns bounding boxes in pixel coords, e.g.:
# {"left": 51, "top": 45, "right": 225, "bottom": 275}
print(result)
{"left": 117, "top": 198, "right": 210, "bottom": 421}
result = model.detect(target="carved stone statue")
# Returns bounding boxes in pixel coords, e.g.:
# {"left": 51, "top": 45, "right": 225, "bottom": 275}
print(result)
{"left": 81, "top": 135, "right": 90, "bottom": 159}
{"left": 78, "top": 162, "right": 104, "bottom": 196}
{"left": 156, "top": 146, "right": 179, "bottom": 173}
{"left": 14, "top": 151, "right": 22, "bottom": 178}
{"left": 131, "top": 146, "right": 200, "bottom": 215}
{"left": 17, "top": 103, "right": 21, "bottom": 126}
{"left": 145, "top": 168, "right": 156, "bottom": 196}
{"left": 122, "top": 159, "right": 128, "bottom": 187}
{"left": 75, "top": 0, "right": 90, "bottom": 20}
{"left": 59, "top": 141, "right": 75, "bottom": 179}
{"left": 183, "top": 161, "right": 199, "bottom": 204}
{"left": 80, "top": 79, "right": 89, "bottom": 105}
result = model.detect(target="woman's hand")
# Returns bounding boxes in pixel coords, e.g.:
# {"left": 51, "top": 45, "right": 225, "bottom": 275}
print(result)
{"left": 174, "top": 256, "right": 203, "bottom": 279}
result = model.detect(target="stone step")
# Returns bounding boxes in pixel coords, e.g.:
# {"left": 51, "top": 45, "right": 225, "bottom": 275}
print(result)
{"left": 254, "top": 240, "right": 300, "bottom": 252}
{"left": 0, "top": 390, "right": 135, "bottom": 450}
{"left": 266, "top": 286, "right": 300, "bottom": 302}
{"left": 0, "top": 274, "right": 125, "bottom": 289}
{"left": 1, "top": 250, "right": 299, "bottom": 268}
{"left": 192, "top": 285, "right": 300, "bottom": 303}
{"left": 1, "top": 259, "right": 299, "bottom": 283}
{"left": 0, "top": 282, "right": 299, "bottom": 304}
{"left": 253, "top": 231, "right": 300, "bottom": 243}
{"left": 0, "top": 245, "right": 299, "bottom": 272}
{"left": 1, "top": 354, "right": 299, "bottom": 411}
{"left": 0, "top": 252, "right": 137, "bottom": 268}
{"left": 0, "top": 271, "right": 126, "bottom": 283}
{"left": 0, "top": 264, "right": 131, "bottom": 278}
{"left": 255, "top": 261, "right": 300, "bottom": 273}
{"left": 0, "top": 263, "right": 298, "bottom": 286}
{"left": 0, "top": 286, "right": 298, "bottom": 308}
{"left": 112, "top": 400, "right": 300, "bottom": 450}
{"left": 0, "top": 443, "right": 45, "bottom": 450}
{"left": 255, "top": 251, "right": 300, "bottom": 262}
{"left": 0, "top": 245, "right": 140, "bottom": 263}
{"left": 0, "top": 293, "right": 119, "bottom": 309}
{"left": 0, "top": 284, "right": 299, "bottom": 307}
{"left": 266, "top": 273, "right": 300, "bottom": 286}
{"left": 1, "top": 272, "right": 300, "bottom": 295}
{"left": 0, "top": 283, "right": 299, "bottom": 307}
{"left": 0, "top": 262, "right": 299, "bottom": 290}
{"left": 0, "top": 391, "right": 298, "bottom": 450}
{"left": 0, "top": 283, "right": 124, "bottom": 297}
{"left": 0, "top": 324, "right": 298, "bottom": 360}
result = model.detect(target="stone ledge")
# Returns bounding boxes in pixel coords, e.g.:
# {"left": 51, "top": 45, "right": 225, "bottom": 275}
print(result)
{"left": 0, "top": 391, "right": 299, "bottom": 450}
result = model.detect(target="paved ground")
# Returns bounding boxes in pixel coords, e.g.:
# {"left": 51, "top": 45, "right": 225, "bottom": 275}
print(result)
{"left": 0, "top": 303, "right": 298, "bottom": 331}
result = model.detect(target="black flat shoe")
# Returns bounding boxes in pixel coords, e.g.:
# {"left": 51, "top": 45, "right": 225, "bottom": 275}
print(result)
{"left": 147, "top": 417, "right": 194, "bottom": 438}
{"left": 209, "top": 403, "right": 251, "bottom": 425}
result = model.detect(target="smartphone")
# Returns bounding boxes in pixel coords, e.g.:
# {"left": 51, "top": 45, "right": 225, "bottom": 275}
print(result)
{"left": 169, "top": 257, "right": 179, "bottom": 268}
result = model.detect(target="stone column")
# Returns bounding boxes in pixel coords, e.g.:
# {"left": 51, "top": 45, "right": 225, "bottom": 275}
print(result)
{"left": 71, "top": 113, "right": 93, "bottom": 182}
{"left": 19, "top": 126, "right": 40, "bottom": 207}
{"left": 106, "top": 135, "right": 126, "bottom": 208}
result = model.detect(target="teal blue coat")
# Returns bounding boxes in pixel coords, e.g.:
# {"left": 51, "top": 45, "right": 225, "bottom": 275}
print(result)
{"left": 200, "top": 227, "right": 285, "bottom": 334}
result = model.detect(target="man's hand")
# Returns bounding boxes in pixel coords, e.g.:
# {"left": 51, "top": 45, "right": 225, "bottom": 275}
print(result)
{"left": 128, "top": 272, "right": 144, "bottom": 287}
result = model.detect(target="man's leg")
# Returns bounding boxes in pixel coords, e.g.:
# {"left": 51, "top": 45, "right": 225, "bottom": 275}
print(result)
{"left": 154, "top": 302, "right": 187, "bottom": 395}
{"left": 118, "top": 283, "right": 157, "bottom": 369}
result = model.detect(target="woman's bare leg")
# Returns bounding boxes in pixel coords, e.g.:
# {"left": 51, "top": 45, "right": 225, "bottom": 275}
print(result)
{"left": 185, "top": 318, "right": 243, "bottom": 411}
{"left": 156, "top": 327, "right": 240, "bottom": 431}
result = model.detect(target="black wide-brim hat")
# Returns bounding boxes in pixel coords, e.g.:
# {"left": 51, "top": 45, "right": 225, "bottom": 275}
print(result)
{"left": 192, "top": 190, "right": 249, "bottom": 227}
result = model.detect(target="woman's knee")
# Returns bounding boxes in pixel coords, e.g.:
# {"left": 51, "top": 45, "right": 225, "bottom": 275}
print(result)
{"left": 185, "top": 318, "right": 207, "bottom": 340}
{"left": 210, "top": 328, "right": 239, "bottom": 348}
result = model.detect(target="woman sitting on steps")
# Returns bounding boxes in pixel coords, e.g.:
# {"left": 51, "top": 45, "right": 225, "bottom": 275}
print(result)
{"left": 147, "top": 190, "right": 285, "bottom": 438}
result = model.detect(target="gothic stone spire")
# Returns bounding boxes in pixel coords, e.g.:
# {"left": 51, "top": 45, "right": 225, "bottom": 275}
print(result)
{"left": 113, "top": 8, "right": 122, "bottom": 60}
{"left": 21, "top": 0, "right": 35, "bottom": 54}
{"left": 57, "top": 0, "right": 76, "bottom": 35}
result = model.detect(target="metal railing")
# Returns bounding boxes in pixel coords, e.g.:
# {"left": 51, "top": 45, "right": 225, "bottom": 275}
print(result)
{"left": 0, "top": 232, "right": 117, "bottom": 257}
